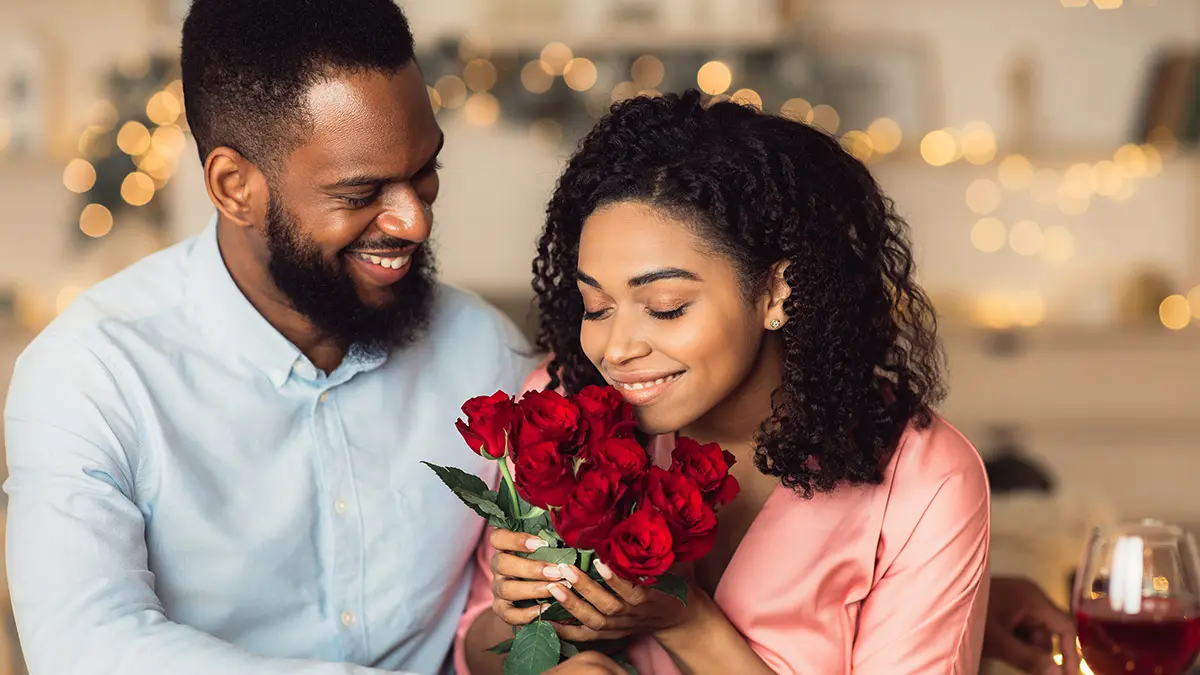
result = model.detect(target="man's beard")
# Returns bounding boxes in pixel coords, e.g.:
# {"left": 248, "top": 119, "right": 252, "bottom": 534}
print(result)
{"left": 264, "top": 196, "right": 437, "bottom": 358}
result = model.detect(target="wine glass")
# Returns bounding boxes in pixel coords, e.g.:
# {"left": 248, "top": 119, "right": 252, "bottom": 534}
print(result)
{"left": 1072, "top": 519, "right": 1200, "bottom": 675}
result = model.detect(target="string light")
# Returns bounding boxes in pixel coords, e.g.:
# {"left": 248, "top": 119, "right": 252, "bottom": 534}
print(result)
{"left": 458, "top": 32, "right": 492, "bottom": 62}
{"left": 63, "top": 159, "right": 97, "bottom": 194}
{"left": 811, "top": 105, "right": 840, "bottom": 134}
{"left": 631, "top": 55, "right": 665, "bottom": 88}
{"left": 79, "top": 204, "right": 113, "bottom": 238}
{"left": 146, "top": 91, "right": 182, "bottom": 126}
{"left": 697, "top": 61, "right": 732, "bottom": 96}
{"left": 434, "top": 76, "right": 468, "bottom": 110}
{"left": 117, "top": 121, "right": 151, "bottom": 156}
{"left": 151, "top": 125, "right": 187, "bottom": 158}
{"left": 997, "top": 154, "right": 1034, "bottom": 189}
{"left": 521, "top": 60, "right": 554, "bottom": 94}
{"left": 1062, "top": 163, "right": 1094, "bottom": 199}
{"left": 920, "top": 130, "right": 956, "bottom": 167}
{"left": 1093, "top": 0, "right": 1123, "bottom": 8}
{"left": 463, "top": 59, "right": 498, "bottom": 93}
{"left": 1187, "top": 286, "right": 1200, "bottom": 320}
{"left": 965, "top": 179, "right": 1002, "bottom": 215}
{"left": 1142, "top": 144, "right": 1163, "bottom": 177}
{"left": 780, "top": 98, "right": 813, "bottom": 124}
{"left": 121, "top": 171, "right": 156, "bottom": 206}
{"left": 971, "top": 218, "right": 1006, "bottom": 253}
{"left": 1042, "top": 225, "right": 1074, "bottom": 263}
{"left": 540, "top": 43, "right": 574, "bottom": 76}
{"left": 1009, "top": 220, "right": 1044, "bottom": 256}
{"left": 1057, "top": 189, "right": 1090, "bottom": 216}
{"left": 1114, "top": 143, "right": 1148, "bottom": 178}
{"left": 1090, "top": 160, "right": 1125, "bottom": 198}
{"left": 841, "top": 130, "right": 873, "bottom": 162}
{"left": 462, "top": 93, "right": 500, "bottom": 126}
{"left": 86, "top": 100, "right": 119, "bottom": 131}
{"left": 427, "top": 85, "right": 442, "bottom": 114}
{"left": 1159, "top": 295, "right": 1190, "bottom": 330}
{"left": 866, "top": 118, "right": 902, "bottom": 154}
{"left": 611, "top": 81, "right": 638, "bottom": 103}
{"left": 1060, "top": 0, "right": 1088, "bottom": 6}
{"left": 730, "top": 88, "right": 762, "bottom": 110}
{"left": 961, "top": 121, "right": 997, "bottom": 165}
{"left": 563, "top": 58, "right": 598, "bottom": 92}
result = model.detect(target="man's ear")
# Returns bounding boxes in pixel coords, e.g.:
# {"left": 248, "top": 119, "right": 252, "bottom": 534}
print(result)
{"left": 204, "top": 147, "right": 269, "bottom": 229}
{"left": 761, "top": 260, "right": 792, "bottom": 331}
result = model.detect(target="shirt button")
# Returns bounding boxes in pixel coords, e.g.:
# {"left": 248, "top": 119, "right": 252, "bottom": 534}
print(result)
{"left": 319, "top": 392, "right": 329, "bottom": 403}
{"left": 334, "top": 499, "right": 348, "bottom": 515}
{"left": 341, "top": 611, "right": 356, "bottom": 626}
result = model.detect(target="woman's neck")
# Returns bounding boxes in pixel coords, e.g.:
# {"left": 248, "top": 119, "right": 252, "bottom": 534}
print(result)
{"left": 680, "top": 333, "right": 784, "bottom": 457}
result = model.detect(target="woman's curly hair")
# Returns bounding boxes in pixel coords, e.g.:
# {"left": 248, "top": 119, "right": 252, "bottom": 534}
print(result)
{"left": 532, "top": 89, "right": 946, "bottom": 498}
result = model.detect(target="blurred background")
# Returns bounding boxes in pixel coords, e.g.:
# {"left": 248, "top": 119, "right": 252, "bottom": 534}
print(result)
{"left": 0, "top": 0, "right": 1198, "bottom": 672}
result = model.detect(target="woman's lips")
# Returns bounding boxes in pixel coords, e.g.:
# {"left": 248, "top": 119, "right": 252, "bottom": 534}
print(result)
{"left": 610, "top": 371, "right": 684, "bottom": 406}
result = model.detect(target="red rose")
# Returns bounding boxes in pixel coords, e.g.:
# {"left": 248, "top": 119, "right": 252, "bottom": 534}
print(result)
{"left": 513, "top": 441, "right": 576, "bottom": 509}
{"left": 454, "top": 391, "right": 519, "bottom": 459}
{"left": 587, "top": 436, "right": 649, "bottom": 479}
{"left": 573, "top": 385, "right": 637, "bottom": 445}
{"left": 551, "top": 468, "right": 628, "bottom": 550}
{"left": 642, "top": 467, "right": 717, "bottom": 562}
{"left": 671, "top": 437, "right": 740, "bottom": 506}
{"left": 517, "top": 389, "right": 583, "bottom": 450}
{"left": 596, "top": 509, "right": 676, "bottom": 585}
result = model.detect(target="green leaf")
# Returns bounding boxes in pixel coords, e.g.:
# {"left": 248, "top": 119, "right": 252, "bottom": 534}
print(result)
{"left": 537, "top": 529, "right": 562, "bottom": 546}
{"left": 538, "top": 601, "right": 575, "bottom": 622}
{"left": 519, "top": 506, "right": 546, "bottom": 520}
{"left": 652, "top": 573, "right": 688, "bottom": 606}
{"left": 422, "top": 462, "right": 510, "bottom": 527}
{"left": 559, "top": 641, "right": 580, "bottom": 658}
{"left": 487, "top": 638, "right": 515, "bottom": 655}
{"left": 527, "top": 546, "right": 578, "bottom": 566}
{"left": 619, "top": 661, "right": 639, "bottom": 675}
{"left": 504, "top": 622, "right": 561, "bottom": 675}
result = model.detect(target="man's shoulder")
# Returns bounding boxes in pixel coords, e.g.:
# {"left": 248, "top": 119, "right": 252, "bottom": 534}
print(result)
{"left": 430, "top": 283, "right": 530, "bottom": 350}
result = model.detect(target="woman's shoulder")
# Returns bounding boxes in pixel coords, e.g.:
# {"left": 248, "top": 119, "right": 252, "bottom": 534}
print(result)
{"left": 890, "top": 413, "right": 989, "bottom": 497}
{"left": 519, "top": 355, "right": 556, "bottom": 396}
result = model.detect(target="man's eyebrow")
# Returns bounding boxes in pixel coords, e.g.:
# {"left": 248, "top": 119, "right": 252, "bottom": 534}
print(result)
{"left": 323, "top": 133, "right": 445, "bottom": 190}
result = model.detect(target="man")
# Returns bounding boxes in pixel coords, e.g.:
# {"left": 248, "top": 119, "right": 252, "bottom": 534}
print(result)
{"left": 3, "top": 1, "right": 618, "bottom": 673}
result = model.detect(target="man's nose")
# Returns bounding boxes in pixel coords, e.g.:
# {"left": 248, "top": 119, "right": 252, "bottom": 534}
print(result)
{"left": 375, "top": 185, "right": 431, "bottom": 244}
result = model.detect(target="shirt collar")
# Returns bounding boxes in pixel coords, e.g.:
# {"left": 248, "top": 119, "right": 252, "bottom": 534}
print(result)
{"left": 186, "top": 215, "right": 304, "bottom": 389}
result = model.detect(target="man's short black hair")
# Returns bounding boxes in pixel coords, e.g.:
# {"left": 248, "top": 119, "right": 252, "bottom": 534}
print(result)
{"left": 181, "top": 0, "right": 417, "bottom": 170}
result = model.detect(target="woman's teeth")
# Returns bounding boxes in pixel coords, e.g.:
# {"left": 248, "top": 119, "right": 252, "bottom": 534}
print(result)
{"left": 615, "top": 373, "right": 682, "bottom": 391}
{"left": 354, "top": 252, "right": 409, "bottom": 269}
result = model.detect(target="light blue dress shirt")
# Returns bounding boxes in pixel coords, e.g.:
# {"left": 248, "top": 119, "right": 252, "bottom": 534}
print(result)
{"left": 3, "top": 220, "right": 537, "bottom": 675}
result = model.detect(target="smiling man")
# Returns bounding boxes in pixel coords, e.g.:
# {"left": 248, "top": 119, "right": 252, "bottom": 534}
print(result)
{"left": 1, "top": 1, "right": 548, "bottom": 674}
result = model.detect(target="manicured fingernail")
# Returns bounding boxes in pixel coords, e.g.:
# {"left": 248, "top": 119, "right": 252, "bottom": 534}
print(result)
{"left": 594, "top": 560, "right": 613, "bottom": 580}
{"left": 558, "top": 564, "right": 578, "bottom": 584}
{"left": 539, "top": 603, "right": 552, "bottom": 614}
{"left": 525, "top": 537, "right": 547, "bottom": 551}
{"left": 542, "top": 565, "right": 562, "bottom": 579}
{"left": 549, "top": 584, "right": 568, "bottom": 601}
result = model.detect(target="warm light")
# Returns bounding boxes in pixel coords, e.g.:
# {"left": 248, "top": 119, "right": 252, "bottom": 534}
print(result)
{"left": 919, "top": 130, "right": 956, "bottom": 167}
{"left": 77, "top": 126, "right": 108, "bottom": 157}
{"left": 1060, "top": 0, "right": 1088, "bottom": 6}
{"left": 697, "top": 61, "right": 732, "bottom": 96}
{"left": 730, "top": 88, "right": 762, "bottom": 110}
{"left": 146, "top": 91, "right": 182, "bottom": 126}
{"left": 87, "top": 100, "right": 119, "bottom": 131}
{"left": 1188, "top": 285, "right": 1200, "bottom": 319}
{"left": 811, "top": 105, "right": 840, "bottom": 133}
{"left": 462, "top": 93, "right": 500, "bottom": 126}
{"left": 166, "top": 79, "right": 185, "bottom": 105}
{"left": 781, "top": 98, "right": 813, "bottom": 124}
{"left": 1148, "top": 125, "right": 1178, "bottom": 156}
{"left": 1114, "top": 143, "right": 1148, "bottom": 178}
{"left": 522, "top": 60, "right": 555, "bottom": 94}
{"left": 564, "top": 58, "right": 598, "bottom": 92}
{"left": 1031, "top": 169, "right": 1061, "bottom": 205}
{"left": 151, "top": 125, "right": 187, "bottom": 158}
{"left": 1062, "top": 163, "right": 1094, "bottom": 199}
{"left": 1042, "top": 225, "right": 1074, "bottom": 263}
{"left": 1057, "top": 188, "right": 1091, "bottom": 216}
{"left": 56, "top": 286, "right": 83, "bottom": 316}
{"left": 866, "top": 118, "right": 902, "bottom": 154}
{"left": 63, "top": 159, "right": 97, "bottom": 194}
{"left": 1013, "top": 291, "right": 1046, "bottom": 327}
{"left": 427, "top": 85, "right": 442, "bottom": 114}
{"left": 458, "top": 32, "right": 492, "bottom": 62}
{"left": 997, "top": 154, "right": 1034, "bottom": 189}
{"left": 79, "top": 203, "right": 113, "bottom": 238}
{"left": 611, "top": 81, "right": 639, "bottom": 103}
{"left": 541, "top": 43, "right": 575, "bottom": 76}
{"left": 117, "top": 50, "right": 150, "bottom": 79}
{"left": 463, "top": 59, "right": 498, "bottom": 93}
{"left": 1142, "top": 144, "right": 1163, "bottom": 177}
{"left": 972, "top": 293, "right": 1016, "bottom": 329}
{"left": 1090, "top": 160, "right": 1125, "bottom": 197}
{"left": 121, "top": 171, "right": 156, "bottom": 206}
{"left": 631, "top": 55, "right": 665, "bottom": 88}
{"left": 1093, "top": 0, "right": 1123, "bottom": 8}
{"left": 961, "top": 121, "right": 997, "bottom": 165}
{"left": 637, "top": 88, "right": 662, "bottom": 99}
{"left": 0, "top": 118, "right": 11, "bottom": 152}
{"left": 1159, "top": 294, "right": 1190, "bottom": 330}
{"left": 434, "top": 76, "right": 468, "bottom": 110}
{"left": 117, "top": 121, "right": 152, "bottom": 156}
{"left": 841, "top": 131, "right": 873, "bottom": 162}
{"left": 965, "top": 179, "right": 1002, "bottom": 215}
{"left": 1009, "top": 220, "right": 1044, "bottom": 256}
{"left": 137, "top": 150, "right": 174, "bottom": 182}
{"left": 971, "top": 217, "right": 1007, "bottom": 253}
{"left": 529, "top": 118, "right": 563, "bottom": 147}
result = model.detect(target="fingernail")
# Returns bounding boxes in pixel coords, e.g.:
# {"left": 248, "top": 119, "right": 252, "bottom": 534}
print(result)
{"left": 539, "top": 603, "right": 552, "bottom": 614}
{"left": 525, "top": 537, "right": 547, "bottom": 551}
{"left": 594, "top": 560, "right": 613, "bottom": 580}
{"left": 549, "top": 584, "right": 568, "bottom": 601}
{"left": 542, "top": 566, "right": 562, "bottom": 579}
{"left": 559, "top": 579, "right": 573, "bottom": 590}
{"left": 558, "top": 564, "right": 578, "bottom": 584}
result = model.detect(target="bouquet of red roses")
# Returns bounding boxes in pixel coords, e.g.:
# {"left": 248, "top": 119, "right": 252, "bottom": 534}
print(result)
{"left": 423, "top": 385, "right": 739, "bottom": 675}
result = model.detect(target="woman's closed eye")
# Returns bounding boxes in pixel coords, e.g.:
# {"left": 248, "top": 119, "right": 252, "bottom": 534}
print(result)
{"left": 647, "top": 304, "right": 689, "bottom": 320}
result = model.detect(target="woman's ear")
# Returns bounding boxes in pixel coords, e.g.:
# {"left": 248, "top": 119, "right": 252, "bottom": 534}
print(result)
{"left": 762, "top": 260, "right": 792, "bottom": 331}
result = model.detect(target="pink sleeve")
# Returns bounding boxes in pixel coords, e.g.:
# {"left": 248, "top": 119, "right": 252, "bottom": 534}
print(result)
{"left": 452, "top": 358, "right": 555, "bottom": 675}
{"left": 851, "top": 422, "right": 992, "bottom": 674}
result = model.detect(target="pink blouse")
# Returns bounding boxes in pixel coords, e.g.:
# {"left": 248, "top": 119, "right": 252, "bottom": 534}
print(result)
{"left": 454, "top": 366, "right": 990, "bottom": 674}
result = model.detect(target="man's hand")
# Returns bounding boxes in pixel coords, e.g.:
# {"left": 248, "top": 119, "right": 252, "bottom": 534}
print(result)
{"left": 544, "top": 651, "right": 627, "bottom": 674}
{"left": 984, "top": 576, "right": 1079, "bottom": 674}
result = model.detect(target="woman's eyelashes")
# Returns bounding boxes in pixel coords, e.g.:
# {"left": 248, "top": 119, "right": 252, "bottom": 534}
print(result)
{"left": 580, "top": 303, "right": 691, "bottom": 321}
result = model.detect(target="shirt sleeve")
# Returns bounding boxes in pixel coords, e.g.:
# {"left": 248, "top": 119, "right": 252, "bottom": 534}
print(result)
{"left": 3, "top": 336, "right": 408, "bottom": 675}
{"left": 850, "top": 423, "right": 991, "bottom": 674}
{"left": 453, "top": 358, "right": 555, "bottom": 675}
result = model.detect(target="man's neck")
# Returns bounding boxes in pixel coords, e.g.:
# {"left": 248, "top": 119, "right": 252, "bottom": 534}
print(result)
{"left": 215, "top": 220, "right": 347, "bottom": 372}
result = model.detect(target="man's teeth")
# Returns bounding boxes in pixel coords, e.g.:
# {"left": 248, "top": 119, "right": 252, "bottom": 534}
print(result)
{"left": 616, "top": 373, "right": 682, "bottom": 391}
{"left": 356, "top": 253, "right": 410, "bottom": 269}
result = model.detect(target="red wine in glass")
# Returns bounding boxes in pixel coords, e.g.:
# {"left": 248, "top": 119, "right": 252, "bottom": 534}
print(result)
{"left": 1072, "top": 520, "right": 1200, "bottom": 675}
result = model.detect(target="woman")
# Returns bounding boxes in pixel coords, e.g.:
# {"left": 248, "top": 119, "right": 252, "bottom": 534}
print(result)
{"left": 456, "top": 89, "right": 990, "bottom": 674}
